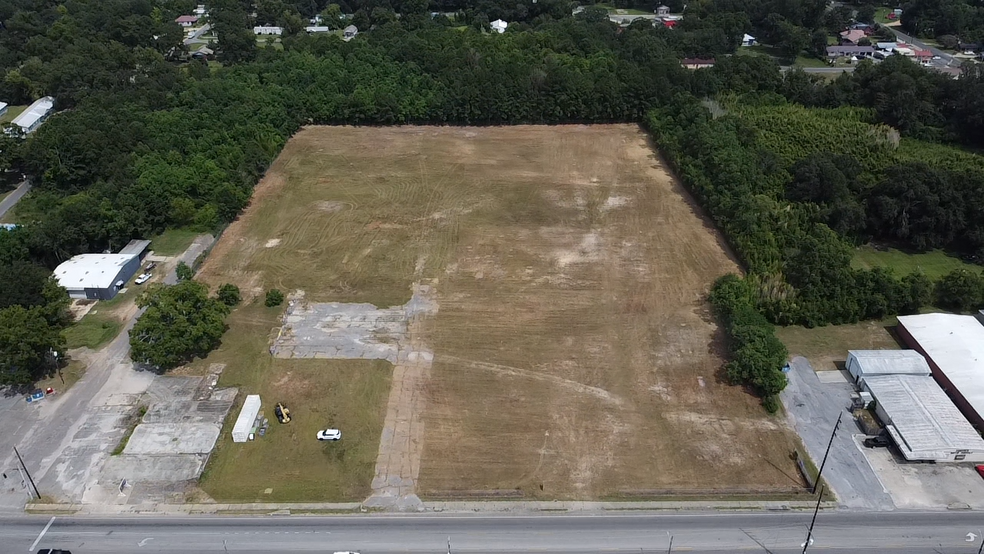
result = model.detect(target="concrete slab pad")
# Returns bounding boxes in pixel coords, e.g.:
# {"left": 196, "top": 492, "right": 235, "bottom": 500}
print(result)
{"left": 859, "top": 437, "right": 984, "bottom": 509}
{"left": 99, "top": 454, "right": 206, "bottom": 482}
{"left": 816, "top": 370, "right": 851, "bottom": 384}
{"left": 124, "top": 423, "right": 221, "bottom": 455}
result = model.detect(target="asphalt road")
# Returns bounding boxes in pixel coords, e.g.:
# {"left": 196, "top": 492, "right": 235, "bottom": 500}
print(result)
{"left": 887, "top": 27, "right": 962, "bottom": 67}
{"left": 0, "top": 179, "right": 30, "bottom": 219}
{"left": 6, "top": 512, "right": 984, "bottom": 553}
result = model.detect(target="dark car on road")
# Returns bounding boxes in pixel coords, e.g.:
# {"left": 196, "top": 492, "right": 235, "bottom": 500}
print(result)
{"left": 37, "top": 550, "right": 72, "bottom": 554}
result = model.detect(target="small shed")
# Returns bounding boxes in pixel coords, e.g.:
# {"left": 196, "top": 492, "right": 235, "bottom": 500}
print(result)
{"left": 118, "top": 239, "right": 151, "bottom": 259}
{"left": 491, "top": 19, "right": 508, "bottom": 33}
{"left": 0, "top": 102, "right": 7, "bottom": 118}
{"left": 232, "top": 395, "right": 262, "bottom": 443}
{"left": 846, "top": 350, "right": 930, "bottom": 385}
{"left": 741, "top": 33, "right": 756, "bottom": 47}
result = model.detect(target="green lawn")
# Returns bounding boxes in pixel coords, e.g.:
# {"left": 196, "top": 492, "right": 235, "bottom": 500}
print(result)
{"left": 197, "top": 303, "right": 391, "bottom": 502}
{"left": 874, "top": 7, "right": 895, "bottom": 24}
{"left": 776, "top": 317, "right": 902, "bottom": 372}
{"left": 852, "top": 245, "right": 979, "bottom": 280}
{"left": 794, "top": 55, "right": 829, "bottom": 68}
{"left": 0, "top": 105, "right": 27, "bottom": 124}
{"left": 63, "top": 311, "right": 123, "bottom": 350}
{"left": 150, "top": 227, "right": 200, "bottom": 256}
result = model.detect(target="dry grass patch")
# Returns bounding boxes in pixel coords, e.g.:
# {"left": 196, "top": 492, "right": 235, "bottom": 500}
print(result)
{"left": 195, "top": 125, "right": 802, "bottom": 501}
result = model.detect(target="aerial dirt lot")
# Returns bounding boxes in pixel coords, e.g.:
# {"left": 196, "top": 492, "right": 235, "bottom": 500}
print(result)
{"left": 196, "top": 125, "right": 803, "bottom": 501}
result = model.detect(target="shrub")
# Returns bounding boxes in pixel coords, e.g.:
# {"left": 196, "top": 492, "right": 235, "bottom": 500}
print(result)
{"left": 175, "top": 261, "right": 193, "bottom": 281}
{"left": 265, "top": 289, "right": 284, "bottom": 307}
{"left": 217, "top": 283, "right": 241, "bottom": 307}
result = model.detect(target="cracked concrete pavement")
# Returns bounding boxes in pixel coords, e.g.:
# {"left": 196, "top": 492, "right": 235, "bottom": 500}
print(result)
{"left": 0, "top": 236, "right": 215, "bottom": 512}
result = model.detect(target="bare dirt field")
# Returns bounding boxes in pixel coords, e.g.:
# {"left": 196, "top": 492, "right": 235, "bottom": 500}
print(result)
{"left": 196, "top": 124, "right": 803, "bottom": 501}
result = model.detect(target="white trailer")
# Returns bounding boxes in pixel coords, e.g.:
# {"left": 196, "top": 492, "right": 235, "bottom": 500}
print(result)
{"left": 232, "top": 394, "right": 261, "bottom": 443}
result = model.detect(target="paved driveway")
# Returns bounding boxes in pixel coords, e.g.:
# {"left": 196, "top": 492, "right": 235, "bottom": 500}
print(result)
{"left": 780, "top": 356, "right": 894, "bottom": 510}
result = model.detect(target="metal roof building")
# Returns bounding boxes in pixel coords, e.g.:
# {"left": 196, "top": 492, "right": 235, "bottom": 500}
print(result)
{"left": 863, "top": 374, "right": 984, "bottom": 462}
{"left": 897, "top": 313, "right": 984, "bottom": 429}
{"left": 53, "top": 253, "right": 140, "bottom": 300}
{"left": 846, "top": 349, "right": 931, "bottom": 384}
{"left": 10, "top": 96, "right": 54, "bottom": 134}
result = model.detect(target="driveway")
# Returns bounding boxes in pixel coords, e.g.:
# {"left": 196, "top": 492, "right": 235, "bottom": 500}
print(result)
{"left": 0, "top": 234, "right": 214, "bottom": 511}
{"left": 780, "top": 356, "right": 894, "bottom": 510}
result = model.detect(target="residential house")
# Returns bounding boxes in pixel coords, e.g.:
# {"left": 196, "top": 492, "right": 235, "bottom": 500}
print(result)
{"left": 876, "top": 41, "right": 898, "bottom": 51}
{"left": 655, "top": 5, "right": 670, "bottom": 15}
{"left": 826, "top": 45, "right": 875, "bottom": 59}
{"left": 253, "top": 26, "right": 282, "bottom": 35}
{"left": 840, "top": 29, "right": 867, "bottom": 45}
{"left": 343, "top": 25, "right": 358, "bottom": 40}
{"left": 9, "top": 96, "right": 54, "bottom": 135}
{"left": 741, "top": 33, "right": 756, "bottom": 47}
{"left": 681, "top": 58, "right": 715, "bottom": 69}
{"left": 304, "top": 26, "right": 330, "bottom": 33}
{"left": 491, "top": 19, "right": 508, "bottom": 33}
{"left": 175, "top": 15, "right": 199, "bottom": 27}
{"left": 0, "top": 102, "right": 7, "bottom": 118}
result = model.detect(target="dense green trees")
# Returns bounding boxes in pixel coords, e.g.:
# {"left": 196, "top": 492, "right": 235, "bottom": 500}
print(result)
{"left": 129, "top": 280, "right": 230, "bottom": 369}
{"left": 0, "top": 305, "right": 66, "bottom": 386}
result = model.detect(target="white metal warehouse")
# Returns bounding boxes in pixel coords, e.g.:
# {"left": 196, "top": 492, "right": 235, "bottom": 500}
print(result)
{"left": 53, "top": 253, "right": 140, "bottom": 300}
{"left": 897, "top": 313, "right": 984, "bottom": 429}
{"left": 846, "top": 349, "right": 931, "bottom": 385}
{"left": 863, "top": 374, "right": 984, "bottom": 462}
{"left": 10, "top": 96, "right": 54, "bottom": 134}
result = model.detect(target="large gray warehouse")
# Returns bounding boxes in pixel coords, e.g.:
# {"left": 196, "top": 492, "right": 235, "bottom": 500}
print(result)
{"left": 53, "top": 253, "right": 141, "bottom": 300}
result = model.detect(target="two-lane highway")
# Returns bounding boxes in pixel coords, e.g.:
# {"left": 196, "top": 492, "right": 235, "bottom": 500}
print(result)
{"left": 6, "top": 511, "right": 984, "bottom": 553}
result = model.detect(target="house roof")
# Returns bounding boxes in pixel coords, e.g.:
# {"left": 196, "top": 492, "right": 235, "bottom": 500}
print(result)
{"left": 876, "top": 42, "right": 898, "bottom": 50}
{"left": 54, "top": 254, "right": 137, "bottom": 290}
{"left": 864, "top": 374, "right": 984, "bottom": 460}
{"left": 11, "top": 96, "right": 54, "bottom": 130}
{"left": 344, "top": 25, "right": 358, "bottom": 33}
{"left": 118, "top": 239, "right": 151, "bottom": 257}
{"left": 175, "top": 15, "right": 199, "bottom": 23}
{"left": 840, "top": 29, "right": 866, "bottom": 43}
{"left": 742, "top": 33, "right": 755, "bottom": 41}
{"left": 491, "top": 19, "right": 508, "bottom": 28}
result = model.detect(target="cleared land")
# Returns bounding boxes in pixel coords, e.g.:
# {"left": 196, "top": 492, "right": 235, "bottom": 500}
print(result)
{"left": 776, "top": 318, "right": 902, "bottom": 372}
{"left": 196, "top": 125, "right": 802, "bottom": 501}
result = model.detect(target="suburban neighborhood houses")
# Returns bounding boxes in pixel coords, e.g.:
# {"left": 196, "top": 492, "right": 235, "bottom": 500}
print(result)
{"left": 2, "top": 0, "right": 984, "bottom": 551}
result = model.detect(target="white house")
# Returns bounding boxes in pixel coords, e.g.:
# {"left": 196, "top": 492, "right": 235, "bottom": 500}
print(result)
{"left": 10, "top": 96, "right": 54, "bottom": 135}
{"left": 175, "top": 15, "right": 199, "bottom": 27}
{"left": 304, "top": 25, "right": 330, "bottom": 33}
{"left": 491, "top": 19, "right": 508, "bottom": 33}
{"left": 253, "top": 26, "right": 283, "bottom": 35}
{"left": 742, "top": 33, "right": 756, "bottom": 47}
{"left": 194, "top": 4, "right": 206, "bottom": 15}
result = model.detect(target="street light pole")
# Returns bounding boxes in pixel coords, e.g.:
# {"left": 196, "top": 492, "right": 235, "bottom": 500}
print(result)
{"left": 12, "top": 447, "right": 40, "bottom": 499}
{"left": 813, "top": 412, "right": 842, "bottom": 494}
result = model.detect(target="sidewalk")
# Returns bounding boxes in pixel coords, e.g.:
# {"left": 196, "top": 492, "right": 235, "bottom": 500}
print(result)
{"left": 27, "top": 499, "right": 834, "bottom": 515}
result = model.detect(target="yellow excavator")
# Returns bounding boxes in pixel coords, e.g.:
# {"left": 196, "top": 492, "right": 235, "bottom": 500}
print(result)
{"left": 275, "top": 402, "right": 291, "bottom": 424}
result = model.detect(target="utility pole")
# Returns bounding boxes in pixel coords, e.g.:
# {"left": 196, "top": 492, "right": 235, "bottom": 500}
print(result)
{"left": 813, "top": 412, "right": 842, "bottom": 494}
{"left": 978, "top": 529, "right": 984, "bottom": 554}
{"left": 13, "top": 447, "right": 40, "bottom": 499}
{"left": 802, "top": 484, "right": 824, "bottom": 554}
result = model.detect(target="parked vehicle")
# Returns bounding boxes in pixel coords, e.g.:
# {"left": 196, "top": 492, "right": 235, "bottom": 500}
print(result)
{"left": 975, "top": 465, "right": 984, "bottom": 479}
{"left": 317, "top": 429, "right": 342, "bottom": 441}
{"left": 863, "top": 435, "right": 891, "bottom": 448}
{"left": 37, "top": 550, "right": 72, "bottom": 554}
{"left": 134, "top": 273, "right": 152, "bottom": 285}
{"left": 145, "top": 261, "right": 157, "bottom": 270}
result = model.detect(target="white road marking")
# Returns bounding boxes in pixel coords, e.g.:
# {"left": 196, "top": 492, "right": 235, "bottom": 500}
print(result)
{"left": 28, "top": 517, "right": 55, "bottom": 552}
{"left": 138, "top": 538, "right": 154, "bottom": 547}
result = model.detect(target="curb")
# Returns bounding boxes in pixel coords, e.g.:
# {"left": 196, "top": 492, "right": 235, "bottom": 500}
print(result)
{"left": 25, "top": 499, "right": 837, "bottom": 516}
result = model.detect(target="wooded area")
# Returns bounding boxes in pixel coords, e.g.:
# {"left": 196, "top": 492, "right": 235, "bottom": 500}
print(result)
{"left": 1, "top": 0, "right": 983, "bottom": 403}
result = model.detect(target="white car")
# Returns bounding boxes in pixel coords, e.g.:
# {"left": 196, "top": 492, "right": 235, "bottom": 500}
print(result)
{"left": 134, "top": 273, "right": 152, "bottom": 285}
{"left": 317, "top": 429, "right": 342, "bottom": 441}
